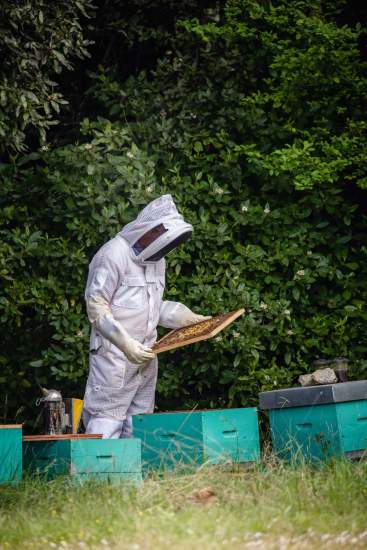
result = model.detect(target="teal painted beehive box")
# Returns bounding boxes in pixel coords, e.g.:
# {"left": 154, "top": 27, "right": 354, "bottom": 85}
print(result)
{"left": 23, "top": 437, "right": 142, "bottom": 483}
{"left": 260, "top": 380, "right": 367, "bottom": 461}
{"left": 0, "top": 425, "right": 22, "bottom": 484}
{"left": 132, "top": 408, "right": 260, "bottom": 470}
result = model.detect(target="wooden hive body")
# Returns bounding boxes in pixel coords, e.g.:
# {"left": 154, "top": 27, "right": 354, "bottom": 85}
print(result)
{"left": 23, "top": 436, "right": 142, "bottom": 483}
{"left": 260, "top": 381, "right": 367, "bottom": 460}
{"left": 0, "top": 425, "right": 23, "bottom": 484}
{"left": 132, "top": 408, "right": 260, "bottom": 471}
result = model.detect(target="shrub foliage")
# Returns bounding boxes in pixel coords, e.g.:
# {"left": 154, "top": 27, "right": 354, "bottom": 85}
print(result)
{"left": 0, "top": 0, "right": 93, "bottom": 153}
{"left": 1, "top": 0, "right": 366, "bottom": 425}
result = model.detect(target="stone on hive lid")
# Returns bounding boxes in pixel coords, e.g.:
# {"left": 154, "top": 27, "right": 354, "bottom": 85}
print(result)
{"left": 298, "top": 368, "right": 338, "bottom": 387}
{"left": 298, "top": 373, "right": 314, "bottom": 387}
{"left": 312, "top": 367, "right": 338, "bottom": 385}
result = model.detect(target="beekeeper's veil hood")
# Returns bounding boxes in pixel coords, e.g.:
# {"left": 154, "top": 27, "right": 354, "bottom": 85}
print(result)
{"left": 119, "top": 195, "right": 193, "bottom": 263}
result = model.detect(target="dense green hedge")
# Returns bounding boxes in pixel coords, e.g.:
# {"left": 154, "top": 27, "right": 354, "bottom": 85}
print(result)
{"left": 1, "top": 0, "right": 367, "bottom": 426}
{"left": 0, "top": 0, "right": 94, "bottom": 154}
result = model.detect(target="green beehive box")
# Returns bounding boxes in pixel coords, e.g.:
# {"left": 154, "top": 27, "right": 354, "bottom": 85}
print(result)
{"left": 0, "top": 425, "right": 23, "bottom": 484}
{"left": 23, "top": 437, "right": 142, "bottom": 483}
{"left": 259, "top": 381, "right": 367, "bottom": 461}
{"left": 132, "top": 408, "right": 260, "bottom": 471}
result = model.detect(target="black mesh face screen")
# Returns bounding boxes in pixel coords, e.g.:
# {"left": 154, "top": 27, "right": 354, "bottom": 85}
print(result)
{"left": 132, "top": 224, "right": 168, "bottom": 255}
{"left": 145, "top": 230, "right": 192, "bottom": 261}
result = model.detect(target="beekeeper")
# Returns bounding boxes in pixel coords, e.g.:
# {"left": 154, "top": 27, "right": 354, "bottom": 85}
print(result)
{"left": 82, "top": 194, "right": 210, "bottom": 438}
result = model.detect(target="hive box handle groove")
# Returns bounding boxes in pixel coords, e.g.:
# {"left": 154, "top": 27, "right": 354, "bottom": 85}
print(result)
{"left": 159, "top": 433, "right": 177, "bottom": 439}
{"left": 222, "top": 429, "right": 238, "bottom": 437}
{"left": 296, "top": 423, "right": 312, "bottom": 428}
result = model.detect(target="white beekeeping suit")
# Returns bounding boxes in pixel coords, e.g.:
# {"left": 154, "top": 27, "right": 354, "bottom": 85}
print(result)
{"left": 82, "top": 195, "right": 210, "bottom": 438}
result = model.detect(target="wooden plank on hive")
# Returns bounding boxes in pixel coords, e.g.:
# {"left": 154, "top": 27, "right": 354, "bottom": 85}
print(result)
{"left": 23, "top": 434, "right": 102, "bottom": 442}
{"left": 152, "top": 308, "right": 245, "bottom": 354}
{"left": 0, "top": 425, "right": 23, "bottom": 429}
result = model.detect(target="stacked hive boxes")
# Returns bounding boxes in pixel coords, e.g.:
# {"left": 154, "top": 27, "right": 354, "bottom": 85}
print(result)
{"left": 0, "top": 425, "right": 23, "bottom": 484}
{"left": 260, "top": 380, "right": 367, "bottom": 461}
{"left": 0, "top": 406, "right": 261, "bottom": 484}
{"left": 133, "top": 408, "right": 260, "bottom": 471}
{"left": 2, "top": 380, "right": 366, "bottom": 484}
{"left": 22, "top": 406, "right": 261, "bottom": 481}
{"left": 23, "top": 436, "right": 142, "bottom": 483}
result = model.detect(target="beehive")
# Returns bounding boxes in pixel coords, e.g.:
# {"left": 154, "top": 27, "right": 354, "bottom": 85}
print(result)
{"left": 260, "top": 380, "right": 367, "bottom": 461}
{"left": 0, "top": 425, "right": 23, "bottom": 484}
{"left": 132, "top": 408, "right": 260, "bottom": 471}
{"left": 23, "top": 435, "right": 142, "bottom": 483}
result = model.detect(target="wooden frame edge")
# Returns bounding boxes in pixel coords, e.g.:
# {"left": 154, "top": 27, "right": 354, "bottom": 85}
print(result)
{"left": 153, "top": 308, "right": 245, "bottom": 354}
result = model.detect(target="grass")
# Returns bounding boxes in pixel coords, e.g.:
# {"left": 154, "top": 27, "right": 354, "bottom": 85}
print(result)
{"left": 0, "top": 457, "right": 367, "bottom": 550}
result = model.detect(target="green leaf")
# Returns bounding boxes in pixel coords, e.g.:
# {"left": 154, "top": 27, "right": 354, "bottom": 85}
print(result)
{"left": 30, "top": 360, "right": 43, "bottom": 368}
{"left": 194, "top": 141, "right": 203, "bottom": 153}
{"left": 292, "top": 288, "right": 300, "bottom": 301}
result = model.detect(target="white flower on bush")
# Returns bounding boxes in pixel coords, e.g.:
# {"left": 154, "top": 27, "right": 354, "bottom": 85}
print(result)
{"left": 307, "top": 250, "right": 313, "bottom": 256}
{"left": 296, "top": 269, "right": 305, "bottom": 276}
{"left": 273, "top": 380, "right": 278, "bottom": 386}
{"left": 283, "top": 309, "right": 291, "bottom": 316}
{"left": 214, "top": 186, "right": 224, "bottom": 195}
{"left": 41, "top": 145, "right": 49, "bottom": 151}
{"left": 232, "top": 331, "right": 240, "bottom": 338}
{"left": 84, "top": 143, "right": 92, "bottom": 150}
{"left": 215, "top": 336, "right": 223, "bottom": 342}
{"left": 264, "top": 203, "right": 270, "bottom": 214}
{"left": 241, "top": 205, "right": 248, "bottom": 212}
{"left": 127, "top": 151, "right": 134, "bottom": 159}
{"left": 259, "top": 302, "right": 268, "bottom": 310}
{"left": 146, "top": 185, "right": 154, "bottom": 193}
{"left": 287, "top": 330, "right": 294, "bottom": 336}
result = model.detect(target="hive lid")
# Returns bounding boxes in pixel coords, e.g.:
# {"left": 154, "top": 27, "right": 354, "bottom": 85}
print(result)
{"left": 259, "top": 380, "right": 367, "bottom": 410}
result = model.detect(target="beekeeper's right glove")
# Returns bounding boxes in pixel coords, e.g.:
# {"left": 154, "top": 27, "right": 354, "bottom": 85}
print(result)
{"left": 96, "top": 313, "right": 155, "bottom": 364}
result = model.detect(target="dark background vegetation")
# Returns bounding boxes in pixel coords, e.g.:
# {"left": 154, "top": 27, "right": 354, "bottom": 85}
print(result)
{"left": 1, "top": 0, "right": 366, "bottom": 429}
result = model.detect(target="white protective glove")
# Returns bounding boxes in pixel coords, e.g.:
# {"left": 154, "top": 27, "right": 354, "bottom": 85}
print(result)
{"left": 96, "top": 313, "right": 155, "bottom": 365}
{"left": 159, "top": 301, "right": 211, "bottom": 330}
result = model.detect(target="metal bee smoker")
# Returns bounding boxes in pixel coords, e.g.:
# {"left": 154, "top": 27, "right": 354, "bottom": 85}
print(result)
{"left": 38, "top": 387, "right": 66, "bottom": 435}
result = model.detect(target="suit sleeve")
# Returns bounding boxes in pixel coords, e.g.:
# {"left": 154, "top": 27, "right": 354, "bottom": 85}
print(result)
{"left": 85, "top": 253, "right": 121, "bottom": 324}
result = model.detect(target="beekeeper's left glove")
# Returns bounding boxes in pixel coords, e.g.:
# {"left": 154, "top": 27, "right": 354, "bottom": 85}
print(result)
{"left": 158, "top": 301, "right": 211, "bottom": 329}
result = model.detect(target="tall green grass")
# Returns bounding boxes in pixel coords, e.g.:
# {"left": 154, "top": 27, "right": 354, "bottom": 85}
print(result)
{"left": 0, "top": 458, "right": 366, "bottom": 549}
